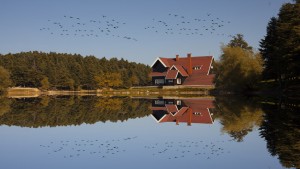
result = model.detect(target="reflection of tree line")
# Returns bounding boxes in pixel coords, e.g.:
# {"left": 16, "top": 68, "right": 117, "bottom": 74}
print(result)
{"left": 260, "top": 100, "right": 300, "bottom": 169}
{"left": 214, "top": 96, "right": 300, "bottom": 169}
{"left": 214, "top": 96, "right": 263, "bottom": 142}
{"left": 0, "top": 96, "right": 151, "bottom": 127}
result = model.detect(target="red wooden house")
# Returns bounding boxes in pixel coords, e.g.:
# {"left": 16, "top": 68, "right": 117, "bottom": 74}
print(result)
{"left": 149, "top": 53, "right": 214, "bottom": 86}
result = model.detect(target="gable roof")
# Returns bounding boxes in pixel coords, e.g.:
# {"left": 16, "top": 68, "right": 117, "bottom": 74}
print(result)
{"left": 165, "top": 104, "right": 178, "bottom": 113}
{"left": 151, "top": 57, "right": 169, "bottom": 67}
{"left": 165, "top": 70, "right": 178, "bottom": 79}
{"left": 153, "top": 56, "right": 213, "bottom": 75}
{"left": 170, "top": 65, "right": 189, "bottom": 77}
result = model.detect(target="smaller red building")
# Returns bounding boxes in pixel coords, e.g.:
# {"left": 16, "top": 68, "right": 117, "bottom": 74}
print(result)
{"left": 149, "top": 53, "right": 214, "bottom": 86}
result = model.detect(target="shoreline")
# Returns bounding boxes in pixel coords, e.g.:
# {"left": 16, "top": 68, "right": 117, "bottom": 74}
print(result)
{"left": 4, "top": 86, "right": 214, "bottom": 98}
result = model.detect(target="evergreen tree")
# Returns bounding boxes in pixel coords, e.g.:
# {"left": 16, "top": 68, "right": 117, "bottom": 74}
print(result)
{"left": 259, "top": 17, "right": 281, "bottom": 80}
{"left": 260, "top": 1, "right": 300, "bottom": 85}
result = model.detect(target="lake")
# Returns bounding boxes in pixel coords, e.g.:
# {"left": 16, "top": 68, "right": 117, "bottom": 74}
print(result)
{"left": 0, "top": 95, "right": 298, "bottom": 169}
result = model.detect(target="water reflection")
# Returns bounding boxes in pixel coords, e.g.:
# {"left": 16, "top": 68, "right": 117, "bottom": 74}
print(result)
{"left": 151, "top": 98, "right": 215, "bottom": 126}
{"left": 143, "top": 140, "right": 231, "bottom": 160}
{"left": 260, "top": 99, "right": 300, "bottom": 169}
{"left": 40, "top": 136, "right": 138, "bottom": 159}
{"left": 0, "top": 96, "right": 151, "bottom": 127}
{"left": 0, "top": 95, "right": 299, "bottom": 169}
{"left": 0, "top": 96, "right": 12, "bottom": 117}
{"left": 214, "top": 96, "right": 264, "bottom": 142}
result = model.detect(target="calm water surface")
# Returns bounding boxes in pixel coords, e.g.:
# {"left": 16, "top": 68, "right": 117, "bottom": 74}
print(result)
{"left": 0, "top": 96, "right": 298, "bottom": 169}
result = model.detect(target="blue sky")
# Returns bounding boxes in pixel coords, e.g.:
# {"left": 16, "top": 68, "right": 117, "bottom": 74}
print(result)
{"left": 0, "top": 0, "right": 291, "bottom": 65}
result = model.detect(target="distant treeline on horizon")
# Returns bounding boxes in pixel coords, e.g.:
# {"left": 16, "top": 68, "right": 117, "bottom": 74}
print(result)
{"left": 0, "top": 51, "right": 151, "bottom": 90}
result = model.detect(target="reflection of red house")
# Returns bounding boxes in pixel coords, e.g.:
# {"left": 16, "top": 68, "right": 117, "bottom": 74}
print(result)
{"left": 149, "top": 53, "right": 214, "bottom": 86}
{"left": 151, "top": 99, "right": 214, "bottom": 126}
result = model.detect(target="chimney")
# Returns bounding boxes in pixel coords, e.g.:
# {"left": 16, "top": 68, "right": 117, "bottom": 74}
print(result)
{"left": 176, "top": 54, "right": 179, "bottom": 61}
{"left": 187, "top": 108, "right": 192, "bottom": 126}
{"left": 176, "top": 118, "right": 179, "bottom": 125}
{"left": 187, "top": 53, "right": 192, "bottom": 75}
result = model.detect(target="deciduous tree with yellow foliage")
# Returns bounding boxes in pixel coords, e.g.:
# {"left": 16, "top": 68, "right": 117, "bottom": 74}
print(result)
{"left": 214, "top": 34, "right": 263, "bottom": 92}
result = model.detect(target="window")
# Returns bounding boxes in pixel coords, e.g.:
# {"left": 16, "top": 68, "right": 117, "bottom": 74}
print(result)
{"left": 177, "top": 78, "right": 181, "bottom": 84}
{"left": 155, "top": 100, "right": 165, "bottom": 105}
{"left": 193, "top": 112, "right": 202, "bottom": 116}
{"left": 155, "top": 79, "right": 164, "bottom": 84}
{"left": 176, "top": 100, "right": 181, "bottom": 105}
{"left": 193, "top": 65, "right": 202, "bottom": 70}
{"left": 167, "top": 101, "right": 174, "bottom": 104}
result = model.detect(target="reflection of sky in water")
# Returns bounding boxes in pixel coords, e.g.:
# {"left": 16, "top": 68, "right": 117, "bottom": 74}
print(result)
{"left": 0, "top": 117, "right": 285, "bottom": 169}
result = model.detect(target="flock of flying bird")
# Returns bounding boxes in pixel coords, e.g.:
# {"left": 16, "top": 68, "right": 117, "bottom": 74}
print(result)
{"left": 40, "top": 15, "right": 138, "bottom": 41}
{"left": 39, "top": 13, "right": 233, "bottom": 42}
{"left": 40, "top": 137, "right": 231, "bottom": 160}
{"left": 144, "top": 13, "right": 232, "bottom": 37}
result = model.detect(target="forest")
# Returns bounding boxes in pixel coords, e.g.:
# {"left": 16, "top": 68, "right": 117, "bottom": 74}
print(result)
{"left": 0, "top": 51, "right": 151, "bottom": 91}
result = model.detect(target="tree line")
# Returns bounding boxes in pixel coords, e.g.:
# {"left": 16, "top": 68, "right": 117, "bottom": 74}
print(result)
{"left": 0, "top": 51, "right": 151, "bottom": 91}
{"left": 214, "top": 0, "right": 299, "bottom": 94}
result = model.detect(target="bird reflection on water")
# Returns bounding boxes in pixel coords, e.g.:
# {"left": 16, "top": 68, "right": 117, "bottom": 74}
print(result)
{"left": 144, "top": 140, "right": 231, "bottom": 160}
{"left": 40, "top": 136, "right": 232, "bottom": 161}
{"left": 40, "top": 136, "right": 138, "bottom": 159}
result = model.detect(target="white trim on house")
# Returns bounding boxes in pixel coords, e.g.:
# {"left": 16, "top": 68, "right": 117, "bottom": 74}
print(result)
{"left": 170, "top": 65, "right": 188, "bottom": 77}
{"left": 207, "top": 56, "right": 214, "bottom": 75}
{"left": 207, "top": 108, "right": 214, "bottom": 124}
{"left": 175, "top": 71, "right": 179, "bottom": 79}
{"left": 151, "top": 114, "right": 167, "bottom": 123}
{"left": 170, "top": 65, "right": 177, "bottom": 70}
{"left": 151, "top": 57, "right": 168, "bottom": 68}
